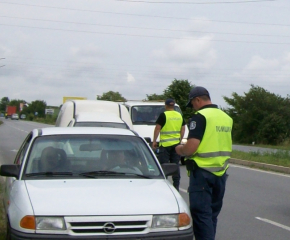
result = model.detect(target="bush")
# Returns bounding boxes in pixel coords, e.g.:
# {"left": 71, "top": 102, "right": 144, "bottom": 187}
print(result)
{"left": 28, "top": 113, "right": 34, "bottom": 121}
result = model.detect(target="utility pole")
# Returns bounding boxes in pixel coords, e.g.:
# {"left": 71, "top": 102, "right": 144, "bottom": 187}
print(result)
{"left": 0, "top": 58, "right": 5, "bottom": 68}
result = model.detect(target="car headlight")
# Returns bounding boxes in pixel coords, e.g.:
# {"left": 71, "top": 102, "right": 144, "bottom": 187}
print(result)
{"left": 180, "top": 138, "right": 187, "bottom": 145}
{"left": 36, "top": 217, "right": 66, "bottom": 230}
{"left": 152, "top": 213, "right": 191, "bottom": 228}
{"left": 20, "top": 216, "right": 66, "bottom": 230}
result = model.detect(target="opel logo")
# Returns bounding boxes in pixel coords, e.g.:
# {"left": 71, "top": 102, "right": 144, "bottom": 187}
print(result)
{"left": 103, "top": 222, "right": 116, "bottom": 234}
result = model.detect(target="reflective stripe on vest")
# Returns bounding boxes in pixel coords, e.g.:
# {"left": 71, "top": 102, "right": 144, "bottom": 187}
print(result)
{"left": 187, "top": 107, "right": 233, "bottom": 176}
{"left": 160, "top": 111, "right": 183, "bottom": 147}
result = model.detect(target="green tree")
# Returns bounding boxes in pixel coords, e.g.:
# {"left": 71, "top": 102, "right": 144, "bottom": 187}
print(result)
{"left": 223, "top": 85, "right": 290, "bottom": 145}
{"left": 97, "top": 91, "right": 126, "bottom": 101}
{"left": 25, "top": 100, "right": 47, "bottom": 118}
{"left": 163, "top": 79, "right": 195, "bottom": 120}
{"left": 146, "top": 93, "right": 165, "bottom": 101}
{"left": 0, "top": 97, "right": 9, "bottom": 112}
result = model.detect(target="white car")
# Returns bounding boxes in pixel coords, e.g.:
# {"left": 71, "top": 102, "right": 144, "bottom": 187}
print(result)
{"left": 122, "top": 101, "right": 189, "bottom": 164}
{"left": 55, "top": 100, "right": 133, "bottom": 130}
{"left": 11, "top": 113, "right": 19, "bottom": 120}
{"left": 1, "top": 127, "right": 193, "bottom": 239}
{"left": 122, "top": 101, "right": 188, "bottom": 144}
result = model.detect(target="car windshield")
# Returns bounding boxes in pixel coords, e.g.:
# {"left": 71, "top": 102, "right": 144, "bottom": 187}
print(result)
{"left": 24, "top": 134, "right": 162, "bottom": 179}
{"left": 131, "top": 105, "right": 182, "bottom": 124}
{"left": 74, "top": 122, "right": 128, "bottom": 129}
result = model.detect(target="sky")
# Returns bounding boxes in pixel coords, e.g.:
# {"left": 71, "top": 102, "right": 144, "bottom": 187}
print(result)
{"left": 0, "top": 0, "right": 290, "bottom": 108}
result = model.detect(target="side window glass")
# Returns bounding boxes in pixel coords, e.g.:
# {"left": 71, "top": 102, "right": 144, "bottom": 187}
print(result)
{"left": 14, "top": 133, "right": 32, "bottom": 165}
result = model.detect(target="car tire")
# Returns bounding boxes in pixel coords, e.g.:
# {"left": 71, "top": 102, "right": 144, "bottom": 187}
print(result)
{"left": 6, "top": 219, "right": 12, "bottom": 240}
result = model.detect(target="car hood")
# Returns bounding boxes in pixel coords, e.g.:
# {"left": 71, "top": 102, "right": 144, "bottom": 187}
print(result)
{"left": 25, "top": 179, "right": 180, "bottom": 215}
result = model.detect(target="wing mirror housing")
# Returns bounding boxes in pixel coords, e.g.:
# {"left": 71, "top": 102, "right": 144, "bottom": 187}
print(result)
{"left": 161, "top": 163, "right": 178, "bottom": 177}
{"left": 0, "top": 164, "right": 20, "bottom": 178}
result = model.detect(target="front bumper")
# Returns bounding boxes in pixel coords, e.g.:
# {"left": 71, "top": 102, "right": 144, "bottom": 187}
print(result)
{"left": 10, "top": 228, "right": 193, "bottom": 240}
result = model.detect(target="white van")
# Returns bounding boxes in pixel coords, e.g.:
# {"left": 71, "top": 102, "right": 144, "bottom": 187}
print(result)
{"left": 55, "top": 100, "right": 133, "bottom": 130}
{"left": 122, "top": 100, "right": 189, "bottom": 146}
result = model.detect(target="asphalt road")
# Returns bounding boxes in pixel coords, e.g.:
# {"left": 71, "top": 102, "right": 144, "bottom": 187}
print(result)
{"left": 1, "top": 118, "right": 290, "bottom": 239}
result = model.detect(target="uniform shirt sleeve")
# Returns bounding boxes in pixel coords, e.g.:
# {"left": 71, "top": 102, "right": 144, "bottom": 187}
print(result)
{"left": 155, "top": 112, "right": 166, "bottom": 128}
{"left": 187, "top": 113, "right": 206, "bottom": 141}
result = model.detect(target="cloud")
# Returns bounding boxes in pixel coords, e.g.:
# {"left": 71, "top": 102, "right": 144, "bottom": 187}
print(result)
{"left": 245, "top": 55, "right": 279, "bottom": 70}
{"left": 127, "top": 72, "right": 135, "bottom": 82}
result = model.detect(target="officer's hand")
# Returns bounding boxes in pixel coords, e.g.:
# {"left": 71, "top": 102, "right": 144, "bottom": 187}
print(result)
{"left": 152, "top": 141, "right": 158, "bottom": 149}
{"left": 175, "top": 144, "right": 183, "bottom": 156}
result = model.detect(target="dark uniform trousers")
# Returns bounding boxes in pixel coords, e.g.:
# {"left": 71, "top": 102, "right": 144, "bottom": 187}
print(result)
{"left": 158, "top": 144, "right": 180, "bottom": 191}
{"left": 188, "top": 166, "right": 228, "bottom": 240}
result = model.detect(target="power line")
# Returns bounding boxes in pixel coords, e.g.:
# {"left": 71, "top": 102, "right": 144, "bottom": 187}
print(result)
{"left": 0, "top": 2, "right": 288, "bottom": 27}
{"left": 115, "top": 0, "right": 275, "bottom": 4}
{"left": 1, "top": 15, "right": 289, "bottom": 38}
{"left": 1, "top": 23, "right": 290, "bottom": 45}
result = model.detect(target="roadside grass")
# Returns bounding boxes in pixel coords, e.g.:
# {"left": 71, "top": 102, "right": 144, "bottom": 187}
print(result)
{"left": 33, "top": 117, "right": 56, "bottom": 125}
{"left": 231, "top": 150, "right": 290, "bottom": 167}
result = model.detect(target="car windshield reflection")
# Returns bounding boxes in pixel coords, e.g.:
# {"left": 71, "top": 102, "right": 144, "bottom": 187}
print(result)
{"left": 24, "top": 135, "right": 162, "bottom": 179}
{"left": 131, "top": 105, "right": 182, "bottom": 124}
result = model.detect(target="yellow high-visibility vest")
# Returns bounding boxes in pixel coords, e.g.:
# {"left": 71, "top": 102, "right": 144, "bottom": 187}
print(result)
{"left": 160, "top": 111, "right": 183, "bottom": 147}
{"left": 186, "top": 108, "right": 233, "bottom": 176}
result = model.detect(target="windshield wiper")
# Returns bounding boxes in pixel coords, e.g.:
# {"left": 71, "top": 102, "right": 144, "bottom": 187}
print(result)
{"left": 123, "top": 173, "right": 152, "bottom": 179}
{"left": 80, "top": 171, "right": 152, "bottom": 179}
{"left": 79, "top": 170, "right": 126, "bottom": 178}
{"left": 25, "top": 172, "right": 73, "bottom": 177}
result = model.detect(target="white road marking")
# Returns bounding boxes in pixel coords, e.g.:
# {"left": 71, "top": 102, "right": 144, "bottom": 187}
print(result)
{"left": 230, "top": 164, "right": 290, "bottom": 178}
{"left": 256, "top": 217, "right": 290, "bottom": 231}
{"left": 4, "top": 122, "right": 29, "bottom": 133}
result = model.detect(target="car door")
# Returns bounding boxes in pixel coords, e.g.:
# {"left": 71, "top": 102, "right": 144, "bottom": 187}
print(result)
{"left": 3, "top": 132, "right": 33, "bottom": 212}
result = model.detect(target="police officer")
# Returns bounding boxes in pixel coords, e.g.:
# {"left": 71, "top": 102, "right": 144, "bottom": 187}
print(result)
{"left": 153, "top": 98, "right": 186, "bottom": 191}
{"left": 175, "top": 86, "right": 233, "bottom": 240}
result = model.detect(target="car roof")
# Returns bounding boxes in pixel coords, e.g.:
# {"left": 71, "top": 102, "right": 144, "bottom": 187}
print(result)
{"left": 32, "top": 127, "right": 137, "bottom": 137}
{"left": 69, "top": 100, "right": 121, "bottom": 111}
{"left": 124, "top": 101, "right": 180, "bottom": 107}
{"left": 75, "top": 112, "right": 124, "bottom": 123}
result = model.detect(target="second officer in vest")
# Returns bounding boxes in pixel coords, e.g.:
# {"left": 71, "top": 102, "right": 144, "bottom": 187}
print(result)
{"left": 153, "top": 98, "right": 186, "bottom": 191}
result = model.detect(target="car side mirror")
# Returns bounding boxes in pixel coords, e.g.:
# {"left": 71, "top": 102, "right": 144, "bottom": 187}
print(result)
{"left": 161, "top": 163, "right": 178, "bottom": 177}
{"left": 144, "top": 137, "right": 151, "bottom": 144}
{"left": 0, "top": 164, "right": 20, "bottom": 178}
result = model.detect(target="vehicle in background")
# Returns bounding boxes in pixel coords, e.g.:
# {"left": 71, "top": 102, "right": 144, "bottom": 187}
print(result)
{"left": 55, "top": 100, "right": 133, "bottom": 130}
{"left": 20, "top": 114, "right": 26, "bottom": 119}
{"left": 5, "top": 106, "right": 17, "bottom": 119}
{"left": 122, "top": 101, "right": 189, "bottom": 164}
{"left": 0, "top": 127, "right": 193, "bottom": 239}
{"left": 68, "top": 112, "right": 129, "bottom": 129}
{"left": 11, "top": 113, "right": 19, "bottom": 120}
